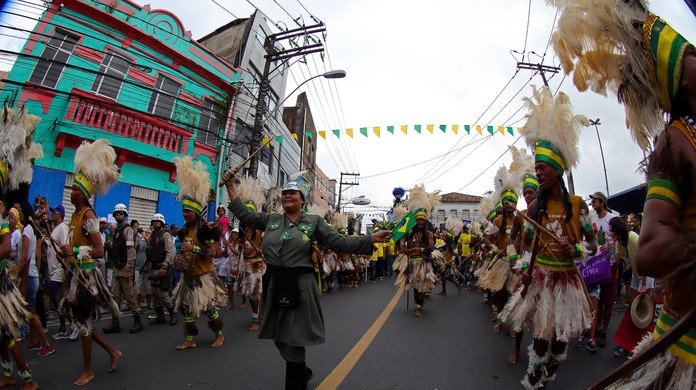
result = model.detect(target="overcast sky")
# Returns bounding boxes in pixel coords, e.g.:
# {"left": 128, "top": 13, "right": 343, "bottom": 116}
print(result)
{"left": 2, "top": 0, "right": 694, "bottom": 216}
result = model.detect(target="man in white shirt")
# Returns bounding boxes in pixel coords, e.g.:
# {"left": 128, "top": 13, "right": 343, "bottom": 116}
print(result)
{"left": 47, "top": 204, "right": 77, "bottom": 341}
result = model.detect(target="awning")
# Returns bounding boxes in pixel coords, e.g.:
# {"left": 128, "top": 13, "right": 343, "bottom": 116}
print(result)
{"left": 607, "top": 183, "right": 647, "bottom": 215}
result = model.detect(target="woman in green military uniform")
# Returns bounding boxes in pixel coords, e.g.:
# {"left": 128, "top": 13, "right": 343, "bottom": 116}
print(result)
{"left": 223, "top": 171, "right": 392, "bottom": 390}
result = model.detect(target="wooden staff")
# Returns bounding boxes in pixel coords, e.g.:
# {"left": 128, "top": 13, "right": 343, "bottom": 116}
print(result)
{"left": 589, "top": 307, "right": 696, "bottom": 389}
{"left": 218, "top": 139, "right": 272, "bottom": 188}
{"left": 515, "top": 210, "right": 592, "bottom": 306}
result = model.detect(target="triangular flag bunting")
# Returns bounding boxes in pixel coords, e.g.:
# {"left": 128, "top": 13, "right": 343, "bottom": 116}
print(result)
{"left": 332, "top": 129, "right": 340, "bottom": 138}
{"left": 318, "top": 131, "right": 326, "bottom": 139}
{"left": 476, "top": 125, "right": 482, "bottom": 135}
{"left": 275, "top": 135, "right": 283, "bottom": 145}
{"left": 304, "top": 131, "right": 313, "bottom": 138}
{"left": 517, "top": 127, "right": 522, "bottom": 134}
{"left": 414, "top": 125, "right": 422, "bottom": 134}
{"left": 439, "top": 125, "right": 447, "bottom": 133}
{"left": 507, "top": 127, "right": 514, "bottom": 136}
{"left": 487, "top": 126, "right": 494, "bottom": 135}
{"left": 427, "top": 124, "right": 434, "bottom": 133}
{"left": 401, "top": 125, "right": 408, "bottom": 134}
{"left": 262, "top": 137, "right": 269, "bottom": 145}
{"left": 498, "top": 126, "right": 505, "bottom": 135}
{"left": 452, "top": 125, "right": 458, "bottom": 135}
{"left": 373, "top": 126, "right": 380, "bottom": 137}
{"left": 387, "top": 126, "right": 394, "bottom": 134}
{"left": 346, "top": 128, "right": 354, "bottom": 138}
{"left": 360, "top": 127, "right": 368, "bottom": 137}
{"left": 291, "top": 133, "right": 298, "bottom": 140}
{"left": 464, "top": 125, "right": 470, "bottom": 134}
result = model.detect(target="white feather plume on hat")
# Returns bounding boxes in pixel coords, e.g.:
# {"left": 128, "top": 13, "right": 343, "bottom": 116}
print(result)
{"left": 0, "top": 105, "right": 44, "bottom": 189}
{"left": 508, "top": 145, "right": 534, "bottom": 185}
{"left": 405, "top": 184, "right": 440, "bottom": 215}
{"left": 74, "top": 139, "right": 120, "bottom": 196}
{"left": 521, "top": 85, "right": 589, "bottom": 171}
{"left": 237, "top": 176, "right": 266, "bottom": 211}
{"left": 479, "top": 193, "right": 498, "bottom": 222}
{"left": 174, "top": 156, "right": 210, "bottom": 206}
{"left": 445, "top": 218, "right": 463, "bottom": 236}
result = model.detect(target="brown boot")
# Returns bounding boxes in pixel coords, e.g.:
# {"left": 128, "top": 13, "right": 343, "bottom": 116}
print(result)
{"left": 149, "top": 308, "right": 166, "bottom": 325}
{"left": 129, "top": 313, "right": 144, "bottom": 333}
{"left": 103, "top": 316, "right": 121, "bottom": 333}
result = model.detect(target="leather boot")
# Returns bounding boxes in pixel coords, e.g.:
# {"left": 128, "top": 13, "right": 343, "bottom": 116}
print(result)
{"left": 149, "top": 307, "right": 166, "bottom": 325}
{"left": 167, "top": 307, "right": 178, "bottom": 326}
{"left": 285, "top": 361, "right": 313, "bottom": 390}
{"left": 129, "top": 313, "right": 144, "bottom": 333}
{"left": 103, "top": 316, "right": 121, "bottom": 334}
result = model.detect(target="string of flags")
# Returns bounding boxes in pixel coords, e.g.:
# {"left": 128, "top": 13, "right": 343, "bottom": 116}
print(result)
{"left": 261, "top": 125, "right": 520, "bottom": 145}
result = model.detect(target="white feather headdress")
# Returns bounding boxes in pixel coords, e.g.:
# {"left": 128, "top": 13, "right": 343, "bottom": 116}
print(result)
{"left": 237, "top": 176, "right": 266, "bottom": 212}
{"left": 494, "top": 164, "right": 520, "bottom": 205}
{"left": 0, "top": 105, "right": 44, "bottom": 190}
{"left": 73, "top": 139, "right": 119, "bottom": 198}
{"left": 174, "top": 156, "right": 210, "bottom": 214}
{"left": 521, "top": 85, "right": 589, "bottom": 172}
{"left": 332, "top": 212, "right": 348, "bottom": 232}
{"left": 405, "top": 184, "right": 441, "bottom": 217}
{"left": 479, "top": 192, "right": 499, "bottom": 223}
{"left": 445, "top": 218, "right": 463, "bottom": 236}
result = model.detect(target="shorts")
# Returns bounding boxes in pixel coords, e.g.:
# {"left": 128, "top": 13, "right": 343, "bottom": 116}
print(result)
{"left": 25, "top": 276, "right": 39, "bottom": 308}
{"left": 587, "top": 284, "right": 600, "bottom": 300}
{"left": 49, "top": 281, "right": 63, "bottom": 309}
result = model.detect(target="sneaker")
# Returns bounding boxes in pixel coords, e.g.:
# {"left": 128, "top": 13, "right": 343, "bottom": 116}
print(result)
{"left": 37, "top": 344, "right": 55, "bottom": 357}
{"left": 586, "top": 339, "right": 599, "bottom": 352}
{"left": 51, "top": 330, "right": 69, "bottom": 340}
{"left": 614, "top": 347, "right": 629, "bottom": 358}
{"left": 26, "top": 341, "right": 41, "bottom": 350}
{"left": 574, "top": 336, "right": 584, "bottom": 348}
{"left": 68, "top": 327, "right": 79, "bottom": 341}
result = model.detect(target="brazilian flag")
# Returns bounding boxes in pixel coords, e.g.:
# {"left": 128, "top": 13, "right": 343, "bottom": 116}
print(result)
{"left": 391, "top": 211, "right": 417, "bottom": 243}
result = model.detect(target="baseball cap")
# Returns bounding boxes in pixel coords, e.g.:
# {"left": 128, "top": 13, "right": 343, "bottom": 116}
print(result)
{"left": 99, "top": 217, "right": 108, "bottom": 223}
{"left": 49, "top": 204, "right": 65, "bottom": 217}
{"left": 589, "top": 191, "right": 608, "bottom": 203}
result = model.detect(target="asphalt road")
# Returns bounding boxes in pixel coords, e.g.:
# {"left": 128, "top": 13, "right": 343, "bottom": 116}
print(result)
{"left": 23, "top": 278, "right": 628, "bottom": 389}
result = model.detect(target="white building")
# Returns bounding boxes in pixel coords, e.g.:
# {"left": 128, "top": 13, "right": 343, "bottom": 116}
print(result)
{"left": 431, "top": 192, "right": 482, "bottom": 229}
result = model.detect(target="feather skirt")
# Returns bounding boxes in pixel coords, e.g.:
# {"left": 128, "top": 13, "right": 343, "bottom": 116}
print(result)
{"left": 173, "top": 272, "right": 227, "bottom": 318}
{"left": 394, "top": 259, "right": 438, "bottom": 292}
{"left": 0, "top": 269, "right": 33, "bottom": 339}
{"left": 474, "top": 259, "right": 490, "bottom": 278}
{"left": 610, "top": 333, "right": 696, "bottom": 389}
{"left": 499, "top": 267, "right": 592, "bottom": 342}
{"left": 322, "top": 251, "right": 337, "bottom": 276}
{"left": 478, "top": 258, "right": 511, "bottom": 292}
{"left": 235, "top": 260, "right": 266, "bottom": 300}
{"left": 59, "top": 267, "right": 120, "bottom": 322}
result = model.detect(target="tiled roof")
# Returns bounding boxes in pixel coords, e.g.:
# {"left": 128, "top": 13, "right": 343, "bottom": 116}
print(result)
{"left": 440, "top": 192, "right": 482, "bottom": 203}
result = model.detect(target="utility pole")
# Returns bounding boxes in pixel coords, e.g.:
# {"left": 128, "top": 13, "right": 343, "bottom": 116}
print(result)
{"left": 516, "top": 61, "right": 577, "bottom": 194}
{"left": 590, "top": 118, "right": 609, "bottom": 196}
{"left": 248, "top": 23, "right": 326, "bottom": 179}
{"left": 335, "top": 172, "right": 360, "bottom": 212}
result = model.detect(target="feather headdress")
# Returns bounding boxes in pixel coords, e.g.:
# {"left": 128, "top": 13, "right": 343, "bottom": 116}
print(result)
{"left": 445, "top": 218, "right": 463, "bottom": 236}
{"left": 332, "top": 212, "right": 348, "bottom": 233}
{"left": 73, "top": 139, "right": 119, "bottom": 199}
{"left": 237, "top": 176, "right": 266, "bottom": 212}
{"left": 265, "top": 186, "right": 282, "bottom": 214}
{"left": 308, "top": 202, "right": 330, "bottom": 221}
{"left": 494, "top": 164, "right": 520, "bottom": 206}
{"left": 405, "top": 184, "right": 440, "bottom": 220}
{"left": 479, "top": 192, "right": 498, "bottom": 223}
{"left": 508, "top": 145, "right": 538, "bottom": 191}
{"left": 521, "top": 85, "right": 589, "bottom": 173}
{"left": 548, "top": 0, "right": 690, "bottom": 151}
{"left": 174, "top": 156, "right": 210, "bottom": 214}
{"left": 0, "top": 105, "right": 44, "bottom": 191}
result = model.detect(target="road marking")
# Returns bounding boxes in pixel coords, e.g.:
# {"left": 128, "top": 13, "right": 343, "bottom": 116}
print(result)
{"left": 316, "top": 285, "right": 405, "bottom": 390}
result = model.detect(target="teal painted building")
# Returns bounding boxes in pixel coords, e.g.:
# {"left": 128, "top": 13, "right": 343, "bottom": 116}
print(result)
{"left": 1, "top": 0, "right": 242, "bottom": 226}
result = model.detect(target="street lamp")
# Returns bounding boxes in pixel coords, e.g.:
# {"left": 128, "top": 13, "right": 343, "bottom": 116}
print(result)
{"left": 589, "top": 118, "right": 609, "bottom": 197}
{"left": 341, "top": 195, "right": 371, "bottom": 212}
{"left": 265, "top": 70, "right": 346, "bottom": 121}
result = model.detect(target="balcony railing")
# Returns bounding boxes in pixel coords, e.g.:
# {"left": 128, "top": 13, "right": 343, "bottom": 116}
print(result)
{"left": 64, "top": 90, "right": 190, "bottom": 154}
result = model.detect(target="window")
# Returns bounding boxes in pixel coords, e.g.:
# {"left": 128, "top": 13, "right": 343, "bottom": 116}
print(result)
{"left": 91, "top": 51, "right": 130, "bottom": 100}
{"left": 29, "top": 29, "right": 79, "bottom": 88}
{"left": 245, "top": 64, "right": 262, "bottom": 98}
{"left": 437, "top": 209, "right": 445, "bottom": 221}
{"left": 255, "top": 26, "right": 267, "bottom": 45}
{"left": 147, "top": 74, "right": 180, "bottom": 119}
{"left": 231, "top": 119, "right": 253, "bottom": 158}
{"left": 450, "top": 209, "right": 458, "bottom": 220}
{"left": 463, "top": 209, "right": 471, "bottom": 219}
{"left": 196, "top": 99, "right": 224, "bottom": 147}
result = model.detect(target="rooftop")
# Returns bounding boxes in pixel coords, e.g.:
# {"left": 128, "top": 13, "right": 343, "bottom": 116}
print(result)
{"left": 440, "top": 192, "right": 482, "bottom": 203}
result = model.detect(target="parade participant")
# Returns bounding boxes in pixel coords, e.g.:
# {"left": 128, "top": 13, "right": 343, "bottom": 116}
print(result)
{"left": 59, "top": 139, "right": 122, "bottom": 386}
{"left": 47, "top": 204, "right": 78, "bottom": 341}
{"left": 499, "top": 86, "right": 595, "bottom": 389}
{"left": 550, "top": 1, "right": 695, "bottom": 386}
{"left": 369, "top": 222, "right": 385, "bottom": 282}
{"left": 226, "top": 228, "right": 241, "bottom": 308}
{"left": 394, "top": 184, "right": 439, "bottom": 318}
{"left": 235, "top": 176, "right": 267, "bottom": 332}
{"left": 146, "top": 213, "right": 176, "bottom": 326}
{"left": 436, "top": 219, "right": 464, "bottom": 296}
{"left": 134, "top": 226, "right": 152, "bottom": 311}
{"left": 211, "top": 220, "right": 231, "bottom": 304}
{"left": 223, "top": 170, "right": 391, "bottom": 390}
{"left": 479, "top": 165, "right": 524, "bottom": 335}
{"left": 171, "top": 157, "right": 225, "bottom": 350}
{"left": 102, "top": 203, "right": 143, "bottom": 334}
{"left": 0, "top": 104, "right": 43, "bottom": 389}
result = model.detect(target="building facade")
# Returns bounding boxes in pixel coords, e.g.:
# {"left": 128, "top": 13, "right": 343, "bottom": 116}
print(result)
{"left": 431, "top": 192, "right": 482, "bottom": 229}
{"left": 1, "top": 0, "right": 242, "bottom": 226}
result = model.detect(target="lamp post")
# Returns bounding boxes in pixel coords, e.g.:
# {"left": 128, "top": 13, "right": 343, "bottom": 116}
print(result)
{"left": 590, "top": 118, "right": 610, "bottom": 197}
{"left": 341, "top": 195, "right": 370, "bottom": 212}
{"left": 248, "top": 69, "right": 346, "bottom": 179}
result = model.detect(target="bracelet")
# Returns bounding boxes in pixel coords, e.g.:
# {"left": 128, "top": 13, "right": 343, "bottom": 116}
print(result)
{"left": 574, "top": 243, "right": 585, "bottom": 258}
{"left": 193, "top": 245, "right": 202, "bottom": 254}
{"left": 420, "top": 248, "right": 425, "bottom": 253}
{"left": 73, "top": 247, "right": 79, "bottom": 255}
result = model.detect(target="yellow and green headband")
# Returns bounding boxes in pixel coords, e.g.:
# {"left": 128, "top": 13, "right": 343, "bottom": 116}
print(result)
{"left": 182, "top": 196, "right": 203, "bottom": 214}
{"left": 524, "top": 174, "right": 539, "bottom": 190}
{"left": 244, "top": 200, "right": 257, "bottom": 212}
{"left": 644, "top": 14, "right": 691, "bottom": 112}
{"left": 73, "top": 170, "right": 94, "bottom": 199}
{"left": 501, "top": 187, "right": 518, "bottom": 205}
{"left": 534, "top": 139, "right": 566, "bottom": 173}
{"left": 414, "top": 208, "right": 427, "bottom": 220}
{"left": 486, "top": 209, "right": 497, "bottom": 222}
{"left": 0, "top": 161, "right": 7, "bottom": 189}
{"left": 495, "top": 202, "right": 503, "bottom": 211}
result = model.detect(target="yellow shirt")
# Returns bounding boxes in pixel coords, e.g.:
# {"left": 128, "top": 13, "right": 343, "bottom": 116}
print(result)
{"left": 457, "top": 233, "right": 471, "bottom": 256}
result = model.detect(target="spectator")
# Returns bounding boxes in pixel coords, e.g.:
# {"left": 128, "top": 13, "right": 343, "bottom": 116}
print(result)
{"left": 629, "top": 212, "right": 642, "bottom": 234}
{"left": 216, "top": 206, "right": 230, "bottom": 233}
{"left": 96, "top": 218, "right": 108, "bottom": 278}
{"left": 104, "top": 223, "right": 116, "bottom": 288}
{"left": 169, "top": 223, "right": 181, "bottom": 289}
{"left": 134, "top": 227, "right": 152, "bottom": 310}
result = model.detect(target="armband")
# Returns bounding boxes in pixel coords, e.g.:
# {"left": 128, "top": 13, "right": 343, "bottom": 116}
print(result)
{"left": 646, "top": 179, "right": 681, "bottom": 210}
{"left": 574, "top": 243, "right": 585, "bottom": 259}
{"left": 73, "top": 247, "right": 80, "bottom": 255}
{"left": 524, "top": 226, "right": 534, "bottom": 239}
{"left": 579, "top": 210, "right": 593, "bottom": 233}
{"left": 193, "top": 245, "right": 202, "bottom": 254}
